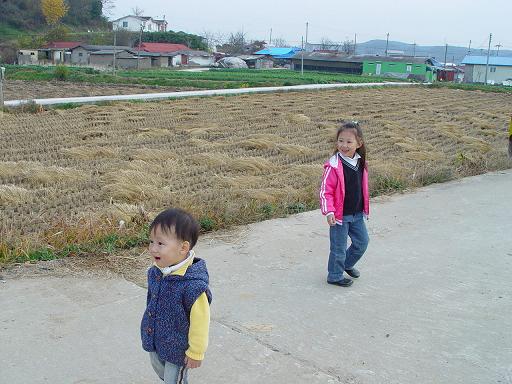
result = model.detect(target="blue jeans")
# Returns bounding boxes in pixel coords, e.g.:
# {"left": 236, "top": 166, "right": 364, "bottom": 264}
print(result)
{"left": 327, "top": 212, "right": 369, "bottom": 282}
{"left": 150, "top": 352, "right": 189, "bottom": 384}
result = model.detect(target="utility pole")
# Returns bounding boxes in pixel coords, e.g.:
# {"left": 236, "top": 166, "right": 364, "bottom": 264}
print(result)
{"left": 113, "top": 26, "right": 117, "bottom": 75}
{"left": 495, "top": 43, "right": 502, "bottom": 56}
{"left": 301, "top": 35, "right": 304, "bottom": 76}
{"left": 443, "top": 43, "right": 448, "bottom": 69}
{"left": 354, "top": 33, "right": 357, "bottom": 55}
{"left": 484, "top": 33, "right": 492, "bottom": 84}
{"left": 412, "top": 41, "right": 416, "bottom": 57}
{"left": 137, "top": 24, "right": 144, "bottom": 70}
{"left": 269, "top": 28, "right": 272, "bottom": 45}
{"left": 0, "top": 67, "right": 5, "bottom": 115}
{"left": 385, "top": 33, "right": 389, "bottom": 56}
{"left": 305, "top": 22, "right": 309, "bottom": 44}
{"left": 467, "top": 40, "right": 471, "bottom": 55}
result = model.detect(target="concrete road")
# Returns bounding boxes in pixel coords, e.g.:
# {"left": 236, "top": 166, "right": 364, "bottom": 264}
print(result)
{"left": 1, "top": 170, "right": 511, "bottom": 384}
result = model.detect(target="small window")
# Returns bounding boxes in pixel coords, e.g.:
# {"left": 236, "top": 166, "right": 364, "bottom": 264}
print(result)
{"left": 123, "top": 21, "right": 128, "bottom": 27}
{"left": 406, "top": 65, "right": 412, "bottom": 72}
{"left": 79, "top": 52, "right": 83, "bottom": 57}
{"left": 30, "top": 52, "right": 35, "bottom": 55}
{"left": 490, "top": 66, "right": 496, "bottom": 73}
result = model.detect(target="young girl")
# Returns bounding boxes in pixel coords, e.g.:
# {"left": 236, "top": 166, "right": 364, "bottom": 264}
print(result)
{"left": 320, "top": 121, "right": 370, "bottom": 287}
{"left": 141, "top": 208, "right": 212, "bottom": 383}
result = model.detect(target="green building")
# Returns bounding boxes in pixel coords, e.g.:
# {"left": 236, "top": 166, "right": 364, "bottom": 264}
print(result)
{"left": 290, "top": 53, "right": 434, "bottom": 82}
{"left": 362, "top": 56, "right": 434, "bottom": 82}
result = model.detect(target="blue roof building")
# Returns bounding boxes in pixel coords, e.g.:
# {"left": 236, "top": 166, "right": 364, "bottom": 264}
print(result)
{"left": 254, "top": 47, "right": 302, "bottom": 59}
{"left": 462, "top": 56, "right": 512, "bottom": 66}
{"left": 461, "top": 55, "right": 512, "bottom": 84}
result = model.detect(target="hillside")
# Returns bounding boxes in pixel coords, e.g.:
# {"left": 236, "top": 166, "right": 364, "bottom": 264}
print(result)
{"left": 356, "top": 40, "right": 512, "bottom": 64}
{"left": 0, "top": 0, "right": 109, "bottom": 40}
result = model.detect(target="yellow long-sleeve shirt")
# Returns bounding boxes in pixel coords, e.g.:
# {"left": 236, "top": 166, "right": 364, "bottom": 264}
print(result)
{"left": 158, "top": 257, "right": 210, "bottom": 361}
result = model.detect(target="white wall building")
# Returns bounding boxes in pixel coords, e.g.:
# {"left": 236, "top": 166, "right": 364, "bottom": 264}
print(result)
{"left": 112, "top": 16, "right": 167, "bottom": 32}
{"left": 462, "top": 55, "right": 512, "bottom": 84}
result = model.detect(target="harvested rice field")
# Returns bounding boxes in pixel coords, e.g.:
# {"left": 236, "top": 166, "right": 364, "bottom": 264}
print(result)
{"left": 4, "top": 80, "right": 191, "bottom": 100}
{"left": 1, "top": 86, "right": 510, "bottom": 261}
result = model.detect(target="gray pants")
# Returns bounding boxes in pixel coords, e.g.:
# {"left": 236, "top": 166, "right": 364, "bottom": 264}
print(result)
{"left": 149, "top": 352, "right": 189, "bottom": 384}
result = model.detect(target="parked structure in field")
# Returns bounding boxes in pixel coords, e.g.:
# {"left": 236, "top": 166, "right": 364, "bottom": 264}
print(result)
{"left": 461, "top": 55, "right": 512, "bottom": 84}
{"left": 290, "top": 52, "right": 435, "bottom": 82}
{"left": 112, "top": 15, "right": 167, "bottom": 32}
{"left": 238, "top": 55, "right": 274, "bottom": 69}
{"left": 17, "top": 50, "right": 38, "bottom": 65}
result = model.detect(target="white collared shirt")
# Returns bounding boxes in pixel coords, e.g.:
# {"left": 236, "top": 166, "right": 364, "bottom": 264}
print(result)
{"left": 338, "top": 151, "right": 361, "bottom": 167}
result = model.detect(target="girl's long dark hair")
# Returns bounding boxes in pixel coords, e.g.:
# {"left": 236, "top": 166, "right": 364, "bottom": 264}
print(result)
{"left": 333, "top": 121, "right": 367, "bottom": 167}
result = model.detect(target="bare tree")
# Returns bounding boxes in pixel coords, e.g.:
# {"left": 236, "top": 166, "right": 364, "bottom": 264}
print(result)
{"left": 221, "top": 30, "right": 246, "bottom": 54}
{"left": 101, "top": 0, "right": 115, "bottom": 16}
{"left": 320, "top": 37, "right": 341, "bottom": 51}
{"left": 201, "top": 30, "right": 225, "bottom": 51}
{"left": 342, "top": 39, "right": 355, "bottom": 54}
{"left": 272, "top": 37, "right": 288, "bottom": 47}
{"left": 131, "top": 6, "right": 144, "bottom": 16}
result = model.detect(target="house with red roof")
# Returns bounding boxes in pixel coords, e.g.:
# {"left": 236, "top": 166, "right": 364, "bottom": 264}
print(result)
{"left": 137, "top": 42, "right": 190, "bottom": 53}
{"left": 39, "top": 41, "right": 83, "bottom": 64}
{"left": 135, "top": 43, "right": 214, "bottom": 67}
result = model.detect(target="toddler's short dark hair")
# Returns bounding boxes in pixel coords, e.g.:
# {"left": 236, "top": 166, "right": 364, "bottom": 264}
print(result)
{"left": 149, "top": 208, "right": 200, "bottom": 249}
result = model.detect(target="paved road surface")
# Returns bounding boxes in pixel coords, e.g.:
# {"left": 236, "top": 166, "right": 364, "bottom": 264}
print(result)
{"left": 1, "top": 170, "right": 511, "bottom": 383}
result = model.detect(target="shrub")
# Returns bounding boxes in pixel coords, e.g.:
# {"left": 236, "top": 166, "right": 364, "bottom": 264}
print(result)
{"left": 54, "top": 65, "right": 70, "bottom": 81}
{"left": 199, "top": 216, "right": 216, "bottom": 232}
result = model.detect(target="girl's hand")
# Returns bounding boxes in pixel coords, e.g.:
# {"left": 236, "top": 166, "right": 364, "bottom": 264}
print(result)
{"left": 184, "top": 356, "right": 202, "bottom": 369}
{"left": 326, "top": 214, "right": 336, "bottom": 226}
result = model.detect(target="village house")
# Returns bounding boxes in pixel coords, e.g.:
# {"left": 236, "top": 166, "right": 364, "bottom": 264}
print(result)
{"left": 17, "top": 50, "right": 38, "bottom": 65}
{"left": 137, "top": 43, "right": 213, "bottom": 67}
{"left": 89, "top": 49, "right": 151, "bottom": 69}
{"left": 112, "top": 15, "right": 167, "bottom": 32}
{"left": 39, "top": 41, "right": 82, "bottom": 64}
{"left": 69, "top": 45, "right": 132, "bottom": 65}
{"left": 461, "top": 55, "right": 512, "bottom": 85}
{"left": 254, "top": 47, "right": 301, "bottom": 66}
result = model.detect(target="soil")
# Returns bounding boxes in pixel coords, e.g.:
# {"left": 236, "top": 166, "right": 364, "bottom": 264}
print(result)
{"left": 3, "top": 80, "right": 194, "bottom": 100}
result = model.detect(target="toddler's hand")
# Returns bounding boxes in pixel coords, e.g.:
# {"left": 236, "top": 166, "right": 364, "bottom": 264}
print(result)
{"left": 326, "top": 214, "right": 336, "bottom": 226}
{"left": 184, "top": 356, "right": 202, "bottom": 369}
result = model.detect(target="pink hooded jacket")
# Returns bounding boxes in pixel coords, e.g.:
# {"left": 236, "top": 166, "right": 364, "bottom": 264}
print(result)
{"left": 319, "top": 153, "right": 370, "bottom": 222}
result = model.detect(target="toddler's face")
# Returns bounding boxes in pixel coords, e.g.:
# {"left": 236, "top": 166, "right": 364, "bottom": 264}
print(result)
{"left": 337, "top": 129, "right": 362, "bottom": 159}
{"left": 149, "top": 225, "right": 189, "bottom": 268}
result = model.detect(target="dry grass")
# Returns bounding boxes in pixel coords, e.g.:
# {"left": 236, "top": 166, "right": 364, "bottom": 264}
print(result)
{"left": 1, "top": 87, "right": 510, "bottom": 263}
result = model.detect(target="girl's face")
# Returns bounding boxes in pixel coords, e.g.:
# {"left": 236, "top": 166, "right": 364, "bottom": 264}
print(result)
{"left": 337, "top": 129, "right": 362, "bottom": 158}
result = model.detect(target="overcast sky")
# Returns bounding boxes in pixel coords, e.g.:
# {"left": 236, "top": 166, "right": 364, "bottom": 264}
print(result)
{"left": 109, "top": 0, "right": 512, "bottom": 50}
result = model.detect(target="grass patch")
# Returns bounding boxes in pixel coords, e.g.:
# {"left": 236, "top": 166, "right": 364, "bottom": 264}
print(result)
{"left": 1, "top": 224, "right": 150, "bottom": 265}
{"left": 4, "top": 64, "right": 406, "bottom": 90}
{"left": 430, "top": 82, "right": 512, "bottom": 94}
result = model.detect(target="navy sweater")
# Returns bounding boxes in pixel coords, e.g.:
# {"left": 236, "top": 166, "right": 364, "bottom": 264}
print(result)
{"left": 141, "top": 258, "right": 212, "bottom": 366}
